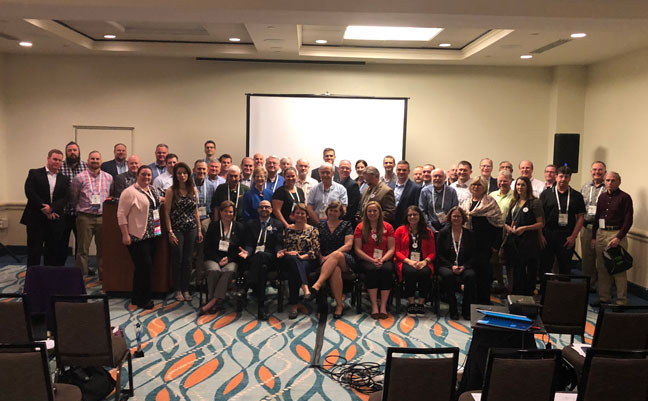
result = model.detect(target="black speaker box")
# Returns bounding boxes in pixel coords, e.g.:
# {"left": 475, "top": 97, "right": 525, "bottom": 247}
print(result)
{"left": 553, "top": 133, "right": 580, "bottom": 173}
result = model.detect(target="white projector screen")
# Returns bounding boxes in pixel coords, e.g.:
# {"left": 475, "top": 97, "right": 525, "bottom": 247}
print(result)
{"left": 247, "top": 94, "right": 408, "bottom": 175}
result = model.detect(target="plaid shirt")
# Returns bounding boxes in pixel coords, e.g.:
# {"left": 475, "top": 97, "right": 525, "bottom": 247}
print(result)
{"left": 60, "top": 161, "right": 88, "bottom": 216}
{"left": 70, "top": 169, "right": 113, "bottom": 215}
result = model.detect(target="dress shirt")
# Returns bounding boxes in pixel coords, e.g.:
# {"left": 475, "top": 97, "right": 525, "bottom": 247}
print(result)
{"left": 489, "top": 189, "right": 514, "bottom": 225}
{"left": 149, "top": 162, "right": 166, "bottom": 180}
{"left": 307, "top": 181, "right": 348, "bottom": 217}
{"left": 394, "top": 180, "right": 406, "bottom": 206}
{"left": 296, "top": 176, "right": 318, "bottom": 202}
{"left": 71, "top": 169, "right": 113, "bottom": 215}
{"left": 195, "top": 178, "right": 217, "bottom": 220}
{"left": 580, "top": 181, "right": 606, "bottom": 224}
{"left": 208, "top": 176, "right": 226, "bottom": 187}
{"left": 46, "top": 167, "right": 57, "bottom": 201}
{"left": 116, "top": 160, "right": 127, "bottom": 175}
{"left": 264, "top": 174, "right": 285, "bottom": 194}
{"left": 240, "top": 176, "right": 252, "bottom": 188}
{"left": 60, "top": 160, "right": 88, "bottom": 216}
{"left": 592, "top": 189, "right": 633, "bottom": 240}
{"left": 152, "top": 171, "right": 173, "bottom": 196}
{"left": 450, "top": 180, "right": 471, "bottom": 204}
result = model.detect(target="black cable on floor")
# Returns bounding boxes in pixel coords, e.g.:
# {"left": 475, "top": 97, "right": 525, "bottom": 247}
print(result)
{"left": 314, "top": 355, "right": 384, "bottom": 394}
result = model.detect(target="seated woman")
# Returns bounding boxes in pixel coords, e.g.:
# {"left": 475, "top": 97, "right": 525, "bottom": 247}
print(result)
{"left": 503, "top": 176, "right": 544, "bottom": 296}
{"left": 311, "top": 200, "right": 355, "bottom": 319}
{"left": 394, "top": 205, "right": 435, "bottom": 316}
{"left": 242, "top": 166, "right": 274, "bottom": 221}
{"left": 460, "top": 176, "right": 502, "bottom": 305}
{"left": 272, "top": 167, "right": 306, "bottom": 226}
{"left": 200, "top": 200, "right": 245, "bottom": 315}
{"left": 436, "top": 206, "right": 475, "bottom": 320}
{"left": 279, "top": 203, "right": 320, "bottom": 319}
{"left": 354, "top": 201, "right": 396, "bottom": 320}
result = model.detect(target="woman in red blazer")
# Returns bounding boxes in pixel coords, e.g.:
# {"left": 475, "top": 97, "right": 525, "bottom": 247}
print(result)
{"left": 394, "top": 205, "right": 435, "bottom": 316}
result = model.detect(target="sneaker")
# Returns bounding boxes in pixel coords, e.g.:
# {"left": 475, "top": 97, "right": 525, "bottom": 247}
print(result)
{"left": 416, "top": 304, "right": 425, "bottom": 315}
{"left": 407, "top": 304, "right": 417, "bottom": 316}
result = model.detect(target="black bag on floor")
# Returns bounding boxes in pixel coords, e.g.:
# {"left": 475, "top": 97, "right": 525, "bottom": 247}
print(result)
{"left": 58, "top": 366, "right": 116, "bottom": 401}
{"left": 603, "top": 245, "right": 633, "bottom": 275}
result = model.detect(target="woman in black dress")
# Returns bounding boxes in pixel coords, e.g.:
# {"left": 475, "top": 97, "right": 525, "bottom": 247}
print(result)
{"left": 311, "top": 200, "right": 355, "bottom": 318}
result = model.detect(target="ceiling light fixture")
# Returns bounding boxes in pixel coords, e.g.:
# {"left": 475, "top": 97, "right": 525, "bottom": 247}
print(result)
{"left": 520, "top": 54, "right": 533, "bottom": 59}
{"left": 344, "top": 26, "right": 443, "bottom": 41}
{"left": 19, "top": 41, "right": 32, "bottom": 47}
{"left": 103, "top": 34, "right": 116, "bottom": 39}
{"left": 570, "top": 33, "right": 587, "bottom": 38}
{"left": 315, "top": 39, "right": 328, "bottom": 44}
{"left": 229, "top": 37, "right": 241, "bottom": 42}
{"left": 439, "top": 43, "right": 451, "bottom": 47}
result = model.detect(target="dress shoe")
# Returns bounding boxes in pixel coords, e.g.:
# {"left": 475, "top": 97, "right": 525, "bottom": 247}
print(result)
{"left": 141, "top": 300, "right": 154, "bottom": 310}
{"left": 257, "top": 308, "right": 268, "bottom": 321}
{"left": 288, "top": 309, "right": 299, "bottom": 319}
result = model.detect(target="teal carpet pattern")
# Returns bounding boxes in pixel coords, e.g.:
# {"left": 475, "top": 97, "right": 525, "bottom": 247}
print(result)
{"left": 0, "top": 264, "right": 599, "bottom": 401}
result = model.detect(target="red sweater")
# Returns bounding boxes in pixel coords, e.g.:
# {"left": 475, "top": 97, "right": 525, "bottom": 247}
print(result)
{"left": 394, "top": 225, "right": 436, "bottom": 281}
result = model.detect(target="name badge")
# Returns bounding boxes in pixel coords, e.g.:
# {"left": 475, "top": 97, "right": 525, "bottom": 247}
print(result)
{"left": 152, "top": 209, "right": 160, "bottom": 221}
{"left": 255, "top": 245, "right": 265, "bottom": 254}
{"left": 599, "top": 218, "right": 606, "bottom": 229}
{"left": 90, "top": 194, "right": 101, "bottom": 206}
{"left": 152, "top": 209, "right": 161, "bottom": 236}
{"left": 410, "top": 252, "right": 421, "bottom": 262}
{"left": 587, "top": 205, "right": 597, "bottom": 216}
{"left": 198, "top": 206, "right": 207, "bottom": 217}
{"left": 558, "top": 213, "right": 568, "bottom": 226}
{"left": 219, "top": 240, "right": 230, "bottom": 252}
{"left": 373, "top": 249, "right": 383, "bottom": 259}
{"left": 436, "top": 212, "right": 447, "bottom": 223}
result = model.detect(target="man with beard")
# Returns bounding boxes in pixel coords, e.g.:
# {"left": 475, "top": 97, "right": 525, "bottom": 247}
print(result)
{"left": 60, "top": 141, "right": 88, "bottom": 261}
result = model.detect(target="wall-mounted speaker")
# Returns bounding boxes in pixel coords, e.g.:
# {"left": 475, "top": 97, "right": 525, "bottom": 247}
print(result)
{"left": 553, "top": 133, "right": 580, "bottom": 173}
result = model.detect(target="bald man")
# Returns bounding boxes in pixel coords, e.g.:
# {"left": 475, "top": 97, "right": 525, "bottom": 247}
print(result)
{"left": 112, "top": 154, "right": 141, "bottom": 197}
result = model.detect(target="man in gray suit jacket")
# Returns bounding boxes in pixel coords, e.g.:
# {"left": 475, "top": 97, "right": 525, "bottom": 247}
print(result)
{"left": 357, "top": 166, "right": 396, "bottom": 224}
{"left": 111, "top": 155, "right": 140, "bottom": 197}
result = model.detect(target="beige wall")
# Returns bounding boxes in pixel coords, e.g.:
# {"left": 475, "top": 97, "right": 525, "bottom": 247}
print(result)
{"left": 0, "top": 54, "right": 10, "bottom": 245}
{"left": 584, "top": 48, "right": 648, "bottom": 287}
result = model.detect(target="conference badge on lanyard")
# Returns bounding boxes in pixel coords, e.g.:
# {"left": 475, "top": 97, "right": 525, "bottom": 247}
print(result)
{"left": 153, "top": 209, "right": 162, "bottom": 237}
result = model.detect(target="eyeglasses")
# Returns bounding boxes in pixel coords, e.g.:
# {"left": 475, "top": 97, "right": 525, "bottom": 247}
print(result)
{"left": 407, "top": 214, "right": 419, "bottom": 217}
{"left": 259, "top": 205, "right": 271, "bottom": 209}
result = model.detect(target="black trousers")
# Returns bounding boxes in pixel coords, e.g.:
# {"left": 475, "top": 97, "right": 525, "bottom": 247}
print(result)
{"left": 512, "top": 257, "right": 538, "bottom": 296}
{"left": 26, "top": 218, "right": 66, "bottom": 266}
{"left": 438, "top": 266, "right": 475, "bottom": 315}
{"left": 540, "top": 229, "right": 575, "bottom": 275}
{"left": 402, "top": 263, "right": 432, "bottom": 299}
{"left": 473, "top": 247, "right": 493, "bottom": 305}
{"left": 356, "top": 260, "right": 394, "bottom": 290}
{"left": 128, "top": 237, "right": 156, "bottom": 306}
{"left": 246, "top": 251, "right": 277, "bottom": 302}
{"left": 61, "top": 214, "right": 78, "bottom": 258}
{"left": 282, "top": 255, "right": 315, "bottom": 305}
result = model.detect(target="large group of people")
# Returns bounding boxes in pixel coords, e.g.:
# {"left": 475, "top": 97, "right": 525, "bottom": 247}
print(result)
{"left": 22, "top": 140, "right": 634, "bottom": 319}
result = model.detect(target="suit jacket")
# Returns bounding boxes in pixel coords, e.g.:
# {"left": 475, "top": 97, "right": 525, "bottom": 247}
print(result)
{"left": 204, "top": 220, "right": 245, "bottom": 262}
{"left": 21, "top": 167, "right": 70, "bottom": 226}
{"left": 358, "top": 181, "right": 396, "bottom": 224}
{"left": 311, "top": 166, "right": 340, "bottom": 183}
{"left": 101, "top": 159, "right": 125, "bottom": 178}
{"left": 394, "top": 179, "right": 422, "bottom": 227}
{"left": 111, "top": 171, "right": 136, "bottom": 198}
{"left": 243, "top": 217, "right": 285, "bottom": 256}
{"left": 211, "top": 183, "right": 250, "bottom": 222}
{"left": 487, "top": 176, "right": 498, "bottom": 193}
{"left": 339, "top": 176, "right": 361, "bottom": 222}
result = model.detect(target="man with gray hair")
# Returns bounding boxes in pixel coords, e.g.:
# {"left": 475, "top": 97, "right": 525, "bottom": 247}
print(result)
{"left": 419, "top": 168, "right": 458, "bottom": 232}
{"left": 240, "top": 157, "right": 254, "bottom": 187}
{"left": 279, "top": 157, "right": 293, "bottom": 176}
{"left": 295, "top": 158, "right": 318, "bottom": 202}
{"left": 264, "top": 155, "right": 284, "bottom": 194}
{"left": 591, "top": 171, "right": 633, "bottom": 306}
{"left": 307, "top": 162, "right": 348, "bottom": 224}
{"left": 338, "top": 160, "right": 361, "bottom": 221}
{"left": 212, "top": 165, "right": 249, "bottom": 222}
{"left": 358, "top": 166, "right": 396, "bottom": 224}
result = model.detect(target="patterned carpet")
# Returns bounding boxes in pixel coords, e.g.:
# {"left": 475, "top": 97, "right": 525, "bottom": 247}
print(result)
{"left": 1, "top": 264, "right": 601, "bottom": 401}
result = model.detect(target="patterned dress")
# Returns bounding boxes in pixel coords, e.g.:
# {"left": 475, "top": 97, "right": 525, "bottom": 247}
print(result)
{"left": 283, "top": 226, "right": 320, "bottom": 260}
{"left": 170, "top": 192, "right": 198, "bottom": 232}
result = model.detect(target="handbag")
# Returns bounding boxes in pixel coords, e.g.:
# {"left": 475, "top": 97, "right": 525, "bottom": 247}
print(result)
{"left": 58, "top": 366, "right": 116, "bottom": 401}
{"left": 603, "top": 245, "right": 633, "bottom": 275}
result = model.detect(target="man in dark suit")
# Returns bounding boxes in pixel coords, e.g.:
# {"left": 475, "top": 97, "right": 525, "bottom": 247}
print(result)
{"left": 111, "top": 154, "right": 140, "bottom": 197}
{"left": 240, "top": 200, "right": 285, "bottom": 320}
{"left": 357, "top": 166, "right": 396, "bottom": 224}
{"left": 100, "top": 143, "right": 128, "bottom": 178}
{"left": 337, "top": 160, "right": 361, "bottom": 222}
{"left": 310, "top": 147, "right": 340, "bottom": 182}
{"left": 211, "top": 165, "right": 249, "bottom": 222}
{"left": 393, "top": 160, "right": 422, "bottom": 227}
{"left": 21, "top": 149, "right": 70, "bottom": 266}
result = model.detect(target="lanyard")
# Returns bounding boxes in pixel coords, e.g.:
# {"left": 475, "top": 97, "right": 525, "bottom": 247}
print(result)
{"left": 451, "top": 229, "right": 462, "bottom": 265}
{"left": 266, "top": 177, "right": 279, "bottom": 192}
{"left": 257, "top": 220, "right": 269, "bottom": 244}
{"left": 555, "top": 187, "right": 570, "bottom": 213}
{"left": 321, "top": 185, "right": 331, "bottom": 207}
{"left": 227, "top": 184, "right": 240, "bottom": 210}
{"left": 410, "top": 231, "right": 419, "bottom": 249}
{"left": 432, "top": 186, "right": 445, "bottom": 214}
{"left": 85, "top": 170, "right": 102, "bottom": 195}
{"left": 220, "top": 220, "right": 232, "bottom": 240}
{"left": 138, "top": 186, "right": 158, "bottom": 209}
{"left": 290, "top": 190, "right": 302, "bottom": 204}
{"left": 200, "top": 182, "right": 206, "bottom": 206}
{"left": 589, "top": 184, "right": 604, "bottom": 205}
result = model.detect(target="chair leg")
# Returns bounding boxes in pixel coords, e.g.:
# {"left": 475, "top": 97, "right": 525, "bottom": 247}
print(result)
{"left": 115, "top": 366, "right": 123, "bottom": 401}
{"left": 356, "top": 281, "right": 363, "bottom": 314}
{"left": 121, "top": 352, "right": 134, "bottom": 399}
{"left": 277, "top": 280, "right": 285, "bottom": 313}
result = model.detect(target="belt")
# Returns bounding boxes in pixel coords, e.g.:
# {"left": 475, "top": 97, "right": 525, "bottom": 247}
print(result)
{"left": 600, "top": 225, "right": 620, "bottom": 231}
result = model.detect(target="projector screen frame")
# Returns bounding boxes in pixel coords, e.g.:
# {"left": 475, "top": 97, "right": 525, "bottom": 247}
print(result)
{"left": 245, "top": 93, "right": 409, "bottom": 162}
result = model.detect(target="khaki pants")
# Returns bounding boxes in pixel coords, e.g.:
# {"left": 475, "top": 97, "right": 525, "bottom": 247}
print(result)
{"left": 595, "top": 229, "right": 627, "bottom": 304}
{"left": 580, "top": 225, "right": 598, "bottom": 286}
{"left": 76, "top": 212, "right": 103, "bottom": 277}
{"left": 192, "top": 218, "right": 211, "bottom": 280}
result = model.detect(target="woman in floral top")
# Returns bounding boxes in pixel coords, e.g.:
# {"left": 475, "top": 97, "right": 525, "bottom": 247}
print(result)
{"left": 279, "top": 203, "right": 320, "bottom": 319}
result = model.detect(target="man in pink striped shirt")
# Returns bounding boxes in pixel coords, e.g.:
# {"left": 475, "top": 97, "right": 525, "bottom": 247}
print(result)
{"left": 70, "top": 150, "right": 113, "bottom": 277}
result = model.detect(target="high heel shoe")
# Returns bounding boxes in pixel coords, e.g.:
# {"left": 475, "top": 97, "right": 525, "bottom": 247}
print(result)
{"left": 333, "top": 306, "right": 344, "bottom": 319}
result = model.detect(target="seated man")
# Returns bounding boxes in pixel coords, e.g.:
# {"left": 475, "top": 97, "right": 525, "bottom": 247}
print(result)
{"left": 240, "top": 200, "right": 285, "bottom": 320}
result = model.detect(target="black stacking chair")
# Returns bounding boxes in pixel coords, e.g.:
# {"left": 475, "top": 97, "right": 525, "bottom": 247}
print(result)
{"left": 577, "top": 348, "right": 648, "bottom": 401}
{"left": 0, "top": 293, "right": 34, "bottom": 344}
{"left": 540, "top": 273, "right": 590, "bottom": 343}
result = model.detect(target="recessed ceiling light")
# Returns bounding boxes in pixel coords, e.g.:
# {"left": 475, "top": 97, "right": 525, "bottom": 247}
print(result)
{"left": 520, "top": 54, "right": 533, "bottom": 59}
{"left": 229, "top": 37, "right": 241, "bottom": 42}
{"left": 19, "top": 41, "right": 32, "bottom": 47}
{"left": 439, "top": 43, "right": 451, "bottom": 47}
{"left": 344, "top": 26, "right": 443, "bottom": 41}
{"left": 570, "top": 33, "right": 587, "bottom": 38}
{"left": 315, "top": 39, "right": 328, "bottom": 44}
{"left": 103, "top": 34, "right": 116, "bottom": 39}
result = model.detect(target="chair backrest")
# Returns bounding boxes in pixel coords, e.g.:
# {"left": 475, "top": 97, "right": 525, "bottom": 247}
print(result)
{"left": 0, "top": 344, "right": 54, "bottom": 401}
{"left": 540, "top": 273, "right": 590, "bottom": 340}
{"left": 577, "top": 348, "right": 648, "bottom": 401}
{"left": 382, "top": 347, "right": 459, "bottom": 401}
{"left": 592, "top": 305, "right": 648, "bottom": 350}
{"left": 481, "top": 348, "right": 561, "bottom": 401}
{"left": 52, "top": 294, "right": 114, "bottom": 368}
{"left": 0, "top": 293, "right": 33, "bottom": 344}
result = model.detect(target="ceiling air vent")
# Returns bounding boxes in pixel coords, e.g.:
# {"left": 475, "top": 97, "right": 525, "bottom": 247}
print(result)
{"left": 530, "top": 39, "right": 571, "bottom": 54}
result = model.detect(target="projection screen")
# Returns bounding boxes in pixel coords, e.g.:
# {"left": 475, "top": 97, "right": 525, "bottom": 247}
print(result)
{"left": 247, "top": 94, "right": 408, "bottom": 173}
